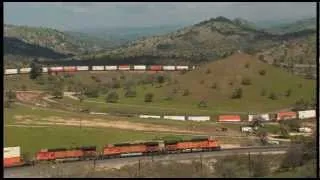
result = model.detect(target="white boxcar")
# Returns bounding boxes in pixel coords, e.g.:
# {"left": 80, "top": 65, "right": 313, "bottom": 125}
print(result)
{"left": 42, "top": 67, "right": 48, "bottom": 73}
{"left": 241, "top": 127, "right": 253, "bottom": 132}
{"left": 76, "top": 66, "right": 89, "bottom": 71}
{"left": 5, "top": 69, "right": 18, "bottom": 75}
{"left": 298, "top": 127, "right": 312, "bottom": 133}
{"left": 92, "top": 66, "right": 104, "bottom": 71}
{"left": 163, "top": 66, "right": 175, "bottom": 71}
{"left": 187, "top": 116, "right": 210, "bottom": 122}
{"left": 134, "top": 65, "right": 146, "bottom": 71}
{"left": 164, "top": 116, "right": 185, "bottom": 121}
{"left": 105, "top": 66, "right": 117, "bottom": 70}
{"left": 19, "top": 68, "right": 31, "bottom": 74}
{"left": 298, "top": 110, "right": 316, "bottom": 119}
{"left": 248, "top": 114, "right": 270, "bottom": 121}
{"left": 139, "top": 115, "right": 161, "bottom": 119}
{"left": 4, "top": 147, "right": 20, "bottom": 158}
{"left": 176, "top": 66, "right": 189, "bottom": 70}
{"left": 118, "top": 65, "right": 130, "bottom": 71}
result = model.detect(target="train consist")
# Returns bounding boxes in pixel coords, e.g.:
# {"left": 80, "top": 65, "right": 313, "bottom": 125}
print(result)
{"left": 139, "top": 109, "right": 316, "bottom": 122}
{"left": 4, "top": 137, "right": 220, "bottom": 168}
{"left": 4, "top": 65, "right": 195, "bottom": 75}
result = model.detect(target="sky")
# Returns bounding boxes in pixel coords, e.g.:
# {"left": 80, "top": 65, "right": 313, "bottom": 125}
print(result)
{"left": 4, "top": 2, "right": 316, "bottom": 31}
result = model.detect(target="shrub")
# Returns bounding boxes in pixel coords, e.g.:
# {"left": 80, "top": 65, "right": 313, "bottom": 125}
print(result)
{"left": 205, "top": 69, "right": 211, "bottom": 74}
{"left": 200, "top": 80, "right": 205, "bottom": 84}
{"left": 157, "top": 75, "right": 165, "bottom": 84}
{"left": 211, "top": 83, "right": 218, "bottom": 89}
{"left": 125, "top": 89, "right": 137, "bottom": 98}
{"left": 144, "top": 93, "right": 154, "bottom": 102}
{"left": 260, "top": 88, "right": 267, "bottom": 96}
{"left": 244, "top": 63, "right": 250, "bottom": 68}
{"left": 180, "top": 69, "right": 187, "bottom": 75}
{"left": 106, "top": 92, "right": 119, "bottom": 103}
{"left": 112, "top": 80, "right": 121, "bottom": 89}
{"left": 84, "top": 86, "right": 99, "bottom": 98}
{"left": 259, "top": 69, "right": 266, "bottom": 76}
{"left": 241, "top": 77, "right": 251, "bottom": 85}
{"left": 298, "top": 83, "right": 302, "bottom": 88}
{"left": 268, "top": 92, "right": 277, "bottom": 100}
{"left": 231, "top": 88, "right": 242, "bottom": 99}
{"left": 182, "top": 89, "right": 190, "bottom": 96}
{"left": 285, "top": 89, "right": 292, "bottom": 97}
{"left": 229, "top": 81, "right": 234, "bottom": 86}
{"left": 21, "top": 84, "right": 27, "bottom": 91}
{"left": 198, "top": 100, "right": 208, "bottom": 108}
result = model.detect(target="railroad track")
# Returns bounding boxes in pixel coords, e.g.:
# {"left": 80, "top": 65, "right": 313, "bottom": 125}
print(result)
{"left": 4, "top": 145, "right": 289, "bottom": 178}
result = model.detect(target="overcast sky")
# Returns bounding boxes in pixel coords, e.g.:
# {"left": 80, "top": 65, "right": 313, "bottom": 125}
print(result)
{"left": 4, "top": 2, "right": 316, "bottom": 31}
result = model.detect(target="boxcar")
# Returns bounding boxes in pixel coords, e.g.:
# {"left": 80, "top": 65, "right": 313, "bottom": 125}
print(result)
{"left": 150, "top": 65, "right": 162, "bottom": 71}
{"left": 63, "top": 66, "right": 77, "bottom": 72}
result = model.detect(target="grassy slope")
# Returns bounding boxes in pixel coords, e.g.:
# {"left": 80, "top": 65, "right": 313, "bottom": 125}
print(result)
{"left": 4, "top": 53, "right": 315, "bottom": 115}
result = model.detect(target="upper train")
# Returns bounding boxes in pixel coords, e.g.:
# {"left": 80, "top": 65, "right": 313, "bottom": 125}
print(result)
{"left": 4, "top": 65, "right": 196, "bottom": 75}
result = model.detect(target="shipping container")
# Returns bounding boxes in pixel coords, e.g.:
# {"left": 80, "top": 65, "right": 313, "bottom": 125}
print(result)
{"left": 187, "top": 116, "right": 210, "bottom": 121}
{"left": 139, "top": 115, "right": 161, "bottom": 119}
{"left": 76, "top": 66, "right": 89, "bottom": 71}
{"left": 277, "top": 112, "right": 297, "bottom": 121}
{"left": 298, "top": 127, "right": 312, "bottom": 133}
{"left": 134, "top": 65, "right": 146, "bottom": 71}
{"left": 49, "top": 67, "right": 63, "bottom": 72}
{"left": 105, "top": 66, "right": 117, "bottom": 71}
{"left": 92, "top": 66, "right": 105, "bottom": 71}
{"left": 248, "top": 114, "right": 270, "bottom": 121}
{"left": 118, "top": 65, "right": 130, "bottom": 71}
{"left": 5, "top": 69, "right": 18, "bottom": 75}
{"left": 163, "top": 116, "right": 185, "bottom": 121}
{"left": 150, "top": 65, "right": 162, "bottom": 71}
{"left": 218, "top": 115, "right": 241, "bottom": 122}
{"left": 4, "top": 147, "right": 20, "bottom": 158}
{"left": 176, "top": 66, "right": 189, "bottom": 70}
{"left": 42, "top": 67, "right": 48, "bottom": 73}
{"left": 298, "top": 110, "right": 316, "bottom": 119}
{"left": 19, "top": 68, "right": 31, "bottom": 74}
{"left": 241, "top": 127, "right": 253, "bottom": 132}
{"left": 63, "top": 66, "right": 77, "bottom": 72}
{"left": 163, "top": 66, "right": 175, "bottom": 71}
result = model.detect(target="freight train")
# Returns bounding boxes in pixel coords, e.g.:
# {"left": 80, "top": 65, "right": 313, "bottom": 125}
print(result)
{"left": 4, "top": 136, "right": 220, "bottom": 168}
{"left": 4, "top": 65, "right": 196, "bottom": 75}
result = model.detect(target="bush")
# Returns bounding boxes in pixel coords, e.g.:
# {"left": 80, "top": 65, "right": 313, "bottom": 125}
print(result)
{"left": 144, "top": 93, "right": 154, "bottom": 102}
{"left": 172, "top": 88, "right": 178, "bottom": 94}
{"left": 211, "top": 83, "right": 218, "bottom": 89}
{"left": 268, "top": 92, "right": 277, "bottom": 100}
{"left": 200, "top": 80, "right": 205, "bottom": 84}
{"left": 298, "top": 83, "right": 303, "bottom": 88}
{"left": 112, "top": 80, "right": 121, "bottom": 89}
{"left": 205, "top": 69, "right": 211, "bottom": 74}
{"left": 156, "top": 75, "right": 165, "bottom": 84}
{"left": 231, "top": 88, "right": 242, "bottom": 99}
{"left": 21, "top": 84, "right": 27, "bottom": 91}
{"left": 292, "top": 98, "right": 309, "bottom": 111}
{"left": 245, "top": 63, "right": 250, "bottom": 68}
{"left": 241, "top": 77, "right": 251, "bottom": 85}
{"left": 259, "top": 69, "right": 266, "bottom": 76}
{"left": 260, "top": 88, "right": 267, "bottom": 96}
{"left": 182, "top": 89, "right": 190, "bottom": 96}
{"left": 106, "top": 92, "right": 119, "bottom": 103}
{"left": 84, "top": 86, "right": 99, "bottom": 98}
{"left": 52, "top": 88, "right": 63, "bottom": 99}
{"left": 198, "top": 100, "right": 207, "bottom": 108}
{"left": 180, "top": 69, "right": 187, "bottom": 75}
{"left": 125, "top": 89, "right": 137, "bottom": 98}
{"left": 285, "top": 89, "right": 292, "bottom": 97}
{"left": 229, "top": 81, "right": 234, "bottom": 86}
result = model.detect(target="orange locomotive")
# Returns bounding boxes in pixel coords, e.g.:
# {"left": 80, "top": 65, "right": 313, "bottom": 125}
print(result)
{"left": 5, "top": 137, "right": 220, "bottom": 168}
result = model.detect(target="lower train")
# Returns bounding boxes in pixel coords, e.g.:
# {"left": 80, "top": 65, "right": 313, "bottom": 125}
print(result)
{"left": 4, "top": 136, "right": 220, "bottom": 168}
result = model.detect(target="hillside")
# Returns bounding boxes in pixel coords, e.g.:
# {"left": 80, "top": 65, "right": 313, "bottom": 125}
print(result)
{"left": 264, "top": 18, "right": 316, "bottom": 35}
{"left": 7, "top": 53, "right": 314, "bottom": 114}
{"left": 4, "top": 24, "right": 110, "bottom": 56}
{"left": 3, "top": 37, "right": 69, "bottom": 68}
{"left": 83, "top": 17, "right": 315, "bottom": 68}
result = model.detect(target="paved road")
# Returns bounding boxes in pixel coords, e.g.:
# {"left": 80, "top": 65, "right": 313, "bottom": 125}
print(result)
{"left": 4, "top": 146, "right": 288, "bottom": 178}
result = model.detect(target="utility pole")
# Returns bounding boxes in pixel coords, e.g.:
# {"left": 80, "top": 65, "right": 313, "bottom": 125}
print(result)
{"left": 200, "top": 153, "right": 203, "bottom": 177}
{"left": 248, "top": 152, "right": 251, "bottom": 177}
